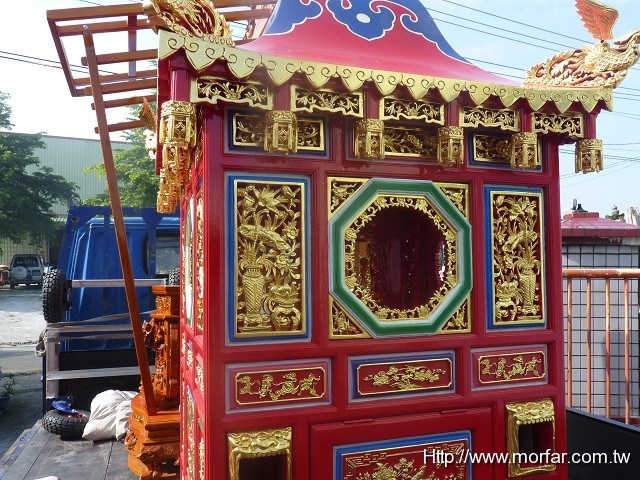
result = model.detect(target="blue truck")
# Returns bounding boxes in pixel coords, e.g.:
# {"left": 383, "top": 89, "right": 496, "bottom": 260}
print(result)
{"left": 41, "top": 206, "right": 179, "bottom": 409}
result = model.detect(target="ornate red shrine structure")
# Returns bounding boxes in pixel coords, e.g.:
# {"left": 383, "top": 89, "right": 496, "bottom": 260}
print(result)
{"left": 49, "top": 0, "right": 638, "bottom": 479}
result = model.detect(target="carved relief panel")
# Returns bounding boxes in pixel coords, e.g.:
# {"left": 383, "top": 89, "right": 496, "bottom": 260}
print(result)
{"left": 485, "top": 187, "right": 546, "bottom": 328}
{"left": 226, "top": 174, "right": 310, "bottom": 342}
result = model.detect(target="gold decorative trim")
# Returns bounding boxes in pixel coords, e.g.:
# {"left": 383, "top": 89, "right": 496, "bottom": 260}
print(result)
{"left": 344, "top": 194, "right": 457, "bottom": 322}
{"left": 228, "top": 427, "right": 292, "bottom": 480}
{"left": 355, "top": 119, "right": 385, "bottom": 160}
{"left": 532, "top": 112, "right": 584, "bottom": 137}
{"left": 157, "top": 100, "right": 197, "bottom": 213}
{"left": 380, "top": 97, "right": 444, "bottom": 124}
{"left": 384, "top": 126, "right": 438, "bottom": 158}
{"left": 437, "top": 126, "right": 464, "bottom": 167}
{"left": 292, "top": 86, "right": 363, "bottom": 117}
{"left": 158, "top": 29, "right": 614, "bottom": 113}
{"left": 265, "top": 110, "right": 298, "bottom": 155}
{"left": 510, "top": 132, "right": 539, "bottom": 170}
{"left": 144, "top": 0, "right": 234, "bottom": 44}
{"left": 231, "top": 112, "right": 324, "bottom": 152}
{"left": 329, "top": 295, "right": 371, "bottom": 339}
{"left": 506, "top": 398, "right": 556, "bottom": 477}
{"left": 192, "top": 77, "right": 272, "bottom": 109}
{"left": 575, "top": 138, "right": 604, "bottom": 173}
{"left": 460, "top": 106, "right": 518, "bottom": 132}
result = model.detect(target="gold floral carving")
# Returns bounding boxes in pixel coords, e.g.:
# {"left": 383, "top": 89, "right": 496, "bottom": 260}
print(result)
{"left": 384, "top": 126, "right": 438, "bottom": 158}
{"left": 345, "top": 195, "right": 457, "bottom": 321}
{"left": 157, "top": 100, "right": 197, "bottom": 213}
{"left": 158, "top": 29, "right": 614, "bottom": 114}
{"left": 186, "top": 389, "right": 195, "bottom": 480}
{"left": 473, "top": 134, "right": 512, "bottom": 164}
{"left": 491, "top": 192, "right": 545, "bottom": 325}
{"left": 198, "top": 438, "right": 205, "bottom": 480}
{"left": 195, "top": 194, "right": 204, "bottom": 334}
{"left": 195, "top": 362, "right": 204, "bottom": 394}
{"left": 144, "top": 0, "right": 234, "bottom": 44}
{"left": 575, "top": 138, "right": 604, "bottom": 173}
{"left": 155, "top": 295, "right": 171, "bottom": 313}
{"left": 228, "top": 427, "right": 292, "bottom": 480}
{"left": 356, "top": 458, "right": 427, "bottom": 480}
{"left": 533, "top": 112, "right": 584, "bottom": 137}
{"left": 193, "top": 77, "right": 271, "bottom": 108}
{"left": 510, "top": 132, "right": 539, "bottom": 170}
{"left": 355, "top": 119, "right": 385, "bottom": 160}
{"left": 479, "top": 352, "right": 544, "bottom": 383}
{"left": 265, "top": 110, "right": 298, "bottom": 155}
{"left": 438, "top": 301, "right": 470, "bottom": 334}
{"left": 460, "top": 106, "right": 518, "bottom": 131}
{"left": 329, "top": 295, "right": 371, "bottom": 338}
{"left": 328, "top": 177, "right": 368, "bottom": 218}
{"left": 506, "top": 398, "right": 556, "bottom": 477}
{"left": 292, "top": 86, "right": 363, "bottom": 117}
{"left": 234, "top": 180, "right": 306, "bottom": 336}
{"left": 380, "top": 97, "right": 444, "bottom": 124}
{"left": 437, "top": 126, "right": 464, "bottom": 167}
{"left": 435, "top": 183, "right": 469, "bottom": 218}
{"left": 360, "top": 364, "right": 447, "bottom": 392}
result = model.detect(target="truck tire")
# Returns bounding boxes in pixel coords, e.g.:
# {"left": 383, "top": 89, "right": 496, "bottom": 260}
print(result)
{"left": 42, "top": 409, "right": 89, "bottom": 438}
{"left": 168, "top": 267, "right": 180, "bottom": 285}
{"left": 42, "top": 269, "right": 68, "bottom": 324}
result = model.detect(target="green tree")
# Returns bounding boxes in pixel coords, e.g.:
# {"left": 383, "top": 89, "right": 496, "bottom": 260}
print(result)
{"left": 84, "top": 109, "right": 159, "bottom": 207}
{"left": 0, "top": 92, "right": 78, "bottom": 253}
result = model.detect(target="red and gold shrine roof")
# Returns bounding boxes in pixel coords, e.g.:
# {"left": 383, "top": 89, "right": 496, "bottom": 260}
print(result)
{"left": 153, "top": 0, "right": 613, "bottom": 113}
{"left": 240, "top": 0, "right": 513, "bottom": 86}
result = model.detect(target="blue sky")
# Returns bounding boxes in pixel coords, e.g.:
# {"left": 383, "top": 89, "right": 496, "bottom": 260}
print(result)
{"left": 2, "top": 0, "right": 639, "bottom": 216}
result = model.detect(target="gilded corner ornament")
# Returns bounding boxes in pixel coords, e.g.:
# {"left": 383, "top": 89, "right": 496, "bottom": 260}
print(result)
{"left": 437, "top": 126, "right": 464, "bottom": 167}
{"left": 355, "top": 119, "right": 385, "bottom": 160}
{"left": 157, "top": 100, "right": 197, "bottom": 213}
{"left": 575, "top": 138, "right": 604, "bottom": 173}
{"left": 506, "top": 398, "right": 556, "bottom": 477}
{"left": 228, "top": 427, "right": 292, "bottom": 480}
{"left": 510, "top": 132, "right": 539, "bottom": 170}
{"left": 264, "top": 110, "right": 298, "bottom": 155}
{"left": 144, "top": 0, "right": 234, "bottom": 45}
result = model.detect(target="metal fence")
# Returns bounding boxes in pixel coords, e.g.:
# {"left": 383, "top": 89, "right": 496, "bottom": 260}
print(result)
{"left": 563, "top": 268, "right": 640, "bottom": 424}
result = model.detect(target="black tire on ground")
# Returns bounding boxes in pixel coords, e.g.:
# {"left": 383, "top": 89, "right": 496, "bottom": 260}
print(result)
{"left": 9, "top": 282, "right": 15, "bottom": 289}
{"left": 42, "top": 409, "right": 90, "bottom": 438}
{"left": 42, "top": 269, "right": 68, "bottom": 324}
{"left": 168, "top": 267, "right": 180, "bottom": 285}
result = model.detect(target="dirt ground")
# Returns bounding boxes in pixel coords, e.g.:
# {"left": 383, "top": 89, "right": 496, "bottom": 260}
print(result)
{"left": 0, "top": 285, "right": 47, "bottom": 457}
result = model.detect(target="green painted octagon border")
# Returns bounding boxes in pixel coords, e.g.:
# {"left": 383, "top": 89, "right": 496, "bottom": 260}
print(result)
{"left": 329, "top": 178, "right": 472, "bottom": 337}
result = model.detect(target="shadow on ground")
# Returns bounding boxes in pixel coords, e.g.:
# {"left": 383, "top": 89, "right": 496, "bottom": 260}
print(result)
{"left": 0, "top": 373, "right": 44, "bottom": 456}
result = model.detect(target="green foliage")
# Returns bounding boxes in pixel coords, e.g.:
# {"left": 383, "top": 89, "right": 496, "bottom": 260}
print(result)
{"left": 83, "top": 106, "right": 159, "bottom": 208}
{"left": 0, "top": 371, "right": 17, "bottom": 397}
{"left": 0, "top": 92, "right": 79, "bottom": 251}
